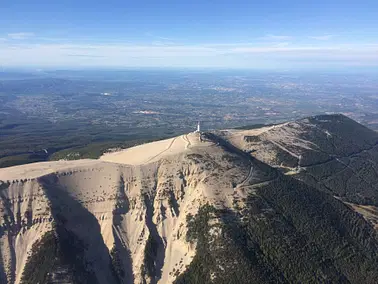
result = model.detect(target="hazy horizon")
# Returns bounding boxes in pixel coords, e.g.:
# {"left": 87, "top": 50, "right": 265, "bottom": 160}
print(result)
{"left": 1, "top": 0, "right": 378, "bottom": 69}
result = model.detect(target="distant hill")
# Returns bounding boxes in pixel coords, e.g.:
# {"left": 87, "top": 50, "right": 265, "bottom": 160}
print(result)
{"left": 223, "top": 114, "right": 378, "bottom": 208}
{"left": 1, "top": 114, "right": 378, "bottom": 284}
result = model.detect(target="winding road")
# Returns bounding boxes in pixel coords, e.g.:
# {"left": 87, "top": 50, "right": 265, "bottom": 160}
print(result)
{"left": 237, "top": 162, "right": 254, "bottom": 189}
{"left": 143, "top": 137, "right": 178, "bottom": 164}
{"left": 182, "top": 134, "right": 191, "bottom": 149}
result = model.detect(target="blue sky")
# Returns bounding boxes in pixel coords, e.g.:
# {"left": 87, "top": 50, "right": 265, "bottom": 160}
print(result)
{"left": 1, "top": 0, "right": 378, "bottom": 69}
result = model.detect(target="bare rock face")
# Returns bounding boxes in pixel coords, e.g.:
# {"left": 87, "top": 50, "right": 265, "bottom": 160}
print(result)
{"left": 0, "top": 134, "right": 250, "bottom": 284}
{"left": 1, "top": 115, "right": 378, "bottom": 284}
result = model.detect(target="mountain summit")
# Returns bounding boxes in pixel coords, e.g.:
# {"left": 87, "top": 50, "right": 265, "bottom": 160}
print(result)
{"left": 1, "top": 114, "right": 378, "bottom": 284}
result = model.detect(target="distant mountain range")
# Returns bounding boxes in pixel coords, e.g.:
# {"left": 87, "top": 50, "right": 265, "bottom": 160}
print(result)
{"left": 1, "top": 114, "right": 378, "bottom": 284}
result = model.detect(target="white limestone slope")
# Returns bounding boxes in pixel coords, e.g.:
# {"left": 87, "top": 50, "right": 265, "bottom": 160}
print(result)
{"left": 100, "top": 132, "right": 213, "bottom": 165}
{"left": 0, "top": 131, "right": 247, "bottom": 284}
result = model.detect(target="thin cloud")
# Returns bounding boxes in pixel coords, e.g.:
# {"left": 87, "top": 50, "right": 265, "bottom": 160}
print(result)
{"left": 8, "top": 32, "right": 35, "bottom": 40}
{"left": 151, "top": 41, "right": 177, "bottom": 46}
{"left": 36, "top": 36, "right": 72, "bottom": 42}
{"left": 66, "top": 54, "right": 106, "bottom": 58}
{"left": 1, "top": 41, "right": 378, "bottom": 67}
{"left": 309, "top": 35, "right": 333, "bottom": 41}
{"left": 155, "top": 36, "right": 177, "bottom": 41}
{"left": 230, "top": 46, "right": 338, "bottom": 53}
{"left": 259, "top": 34, "right": 293, "bottom": 41}
{"left": 145, "top": 32, "right": 183, "bottom": 43}
{"left": 203, "top": 41, "right": 292, "bottom": 48}
{"left": 275, "top": 42, "right": 291, "bottom": 47}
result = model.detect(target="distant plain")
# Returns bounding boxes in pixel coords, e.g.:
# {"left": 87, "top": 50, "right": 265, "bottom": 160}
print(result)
{"left": 1, "top": 69, "right": 378, "bottom": 167}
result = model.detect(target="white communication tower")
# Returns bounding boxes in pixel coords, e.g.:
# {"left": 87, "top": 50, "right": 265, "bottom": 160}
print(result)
{"left": 195, "top": 121, "right": 201, "bottom": 133}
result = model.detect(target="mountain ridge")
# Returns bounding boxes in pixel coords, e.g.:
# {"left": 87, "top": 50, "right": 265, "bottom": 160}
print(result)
{"left": 1, "top": 114, "right": 378, "bottom": 283}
